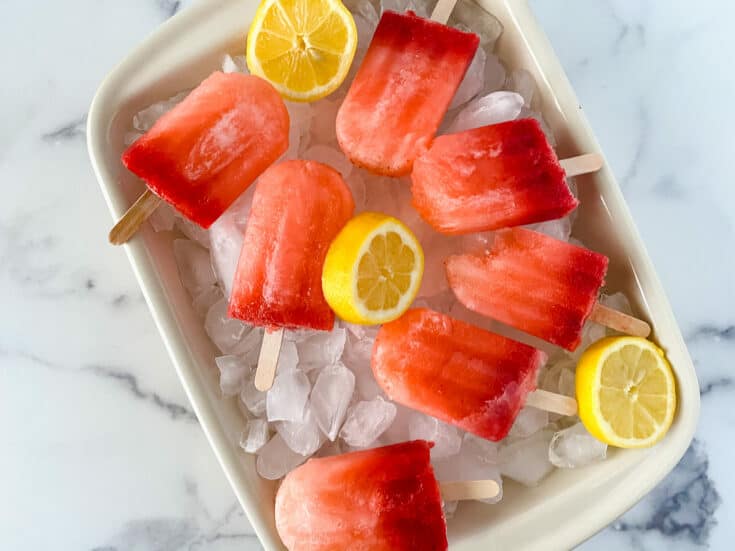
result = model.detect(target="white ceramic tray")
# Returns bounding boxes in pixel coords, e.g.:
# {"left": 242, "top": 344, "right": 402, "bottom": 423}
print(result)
{"left": 87, "top": 1, "right": 700, "bottom": 549}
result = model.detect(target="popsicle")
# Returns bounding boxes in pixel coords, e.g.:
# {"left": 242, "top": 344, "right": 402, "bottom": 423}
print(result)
{"left": 336, "top": 9, "right": 479, "bottom": 176}
{"left": 371, "top": 308, "right": 567, "bottom": 442}
{"left": 276, "top": 440, "right": 500, "bottom": 551}
{"left": 446, "top": 228, "right": 650, "bottom": 351}
{"left": 411, "top": 118, "right": 603, "bottom": 234}
{"left": 109, "top": 71, "right": 289, "bottom": 244}
{"left": 228, "top": 160, "right": 354, "bottom": 389}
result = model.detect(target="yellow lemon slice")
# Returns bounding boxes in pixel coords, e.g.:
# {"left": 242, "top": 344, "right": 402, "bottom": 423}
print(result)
{"left": 322, "top": 212, "right": 424, "bottom": 325}
{"left": 246, "top": 0, "right": 358, "bottom": 102}
{"left": 576, "top": 336, "right": 677, "bottom": 449}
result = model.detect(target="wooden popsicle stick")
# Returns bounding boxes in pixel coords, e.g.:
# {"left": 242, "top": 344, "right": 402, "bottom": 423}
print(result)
{"left": 255, "top": 328, "right": 285, "bottom": 391}
{"left": 430, "top": 0, "right": 458, "bottom": 24}
{"left": 559, "top": 153, "right": 604, "bottom": 177}
{"left": 439, "top": 479, "right": 500, "bottom": 502}
{"left": 589, "top": 303, "right": 651, "bottom": 338}
{"left": 526, "top": 389, "right": 577, "bottom": 416}
{"left": 108, "top": 189, "right": 162, "bottom": 245}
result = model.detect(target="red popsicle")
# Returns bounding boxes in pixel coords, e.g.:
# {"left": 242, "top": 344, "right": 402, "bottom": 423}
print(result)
{"left": 275, "top": 440, "right": 447, "bottom": 551}
{"left": 336, "top": 11, "right": 479, "bottom": 176}
{"left": 228, "top": 160, "right": 354, "bottom": 331}
{"left": 121, "top": 72, "right": 289, "bottom": 228}
{"left": 372, "top": 308, "right": 545, "bottom": 441}
{"left": 411, "top": 118, "right": 578, "bottom": 234}
{"left": 446, "top": 228, "right": 609, "bottom": 350}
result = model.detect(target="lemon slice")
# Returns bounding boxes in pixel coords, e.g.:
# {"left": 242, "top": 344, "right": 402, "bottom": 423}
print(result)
{"left": 246, "top": 0, "right": 358, "bottom": 102}
{"left": 322, "top": 212, "right": 424, "bottom": 325}
{"left": 576, "top": 336, "right": 677, "bottom": 449}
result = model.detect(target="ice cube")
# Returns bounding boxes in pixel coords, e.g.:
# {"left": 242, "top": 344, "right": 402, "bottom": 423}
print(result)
{"left": 347, "top": 0, "right": 378, "bottom": 54}
{"left": 342, "top": 331, "right": 382, "bottom": 401}
{"left": 377, "top": 402, "right": 413, "bottom": 445}
{"left": 209, "top": 186, "right": 255, "bottom": 298}
{"left": 449, "top": 2, "right": 503, "bottom": 48}
{"left": 215, "top": 355, "right": 250, "bottom": 396}
{"left": 448, "top": 91, "right": 524, "bottom": 133}
{"left": 204, "top": 299, "right": 251, "bottom": 354}
{"left": 133, "top": 90, "right": 189, "bottom": 132}
{"left": 408, "top": 414, "right": 462, "bottom": 460}
{"left": 341, "top": 321, "right": 380, "bottom": 341}
{"left": 240, "top": 419, "right": 269, "bottom": 454}
{"left": 499, "top": 430, "right": 554, "bottom": 486}
{"left": 236, "top": 326, "right": 265, "bottom": 364}
{"left": 507, "top": 68, "right": 536, "bottom": 107}
{"left": 302, "top": 145, "right": 353, "bottom": 178}
{"left": 266, "top": 370, "right": 311, "bottom": 423}
{"left": 192, "top": 285, "right": 223, "bottom": 317}
{"left": 525, "top": 217, "right": 572, "bottom": 243}
{"left": 346, "top": 170, "right": 367, "bottom": 211}
{"left": 600, "top": 292, "right": 633, "bottom": 316}
{"left": 314, "top": 438, "right": 344, "bottom": 458}
{"left": 282, "top": 101, "right": 313, "bottom": 159}
{"left": 443, "top": 500, "right": 459, "bottom": 519}
{"left": 175, "top": 214, "right": 210, "bottom": 248}
{"left": 450, "top": 47, "right": 486, "bottom": 110}
{"left": 173, "top": 239, "right": 217, "bottom": 296}
{"left": 432, "top": 434, "right": 503, "bottom": 504}
{"left": 149, "top": 202, "right": 176, "bottom": 232}
{"left": 311, "top": 363, "right": 356, "bottom": 440}
{"left": 572, "top": 321, "right": 608, "bottom": 361}
{"left": 309, "top": 98, "right": 340, "bottom": 146}
{"left": 297, "top": 328, "right": 347, "bottom": 370}
{"left": 508, "top": 406, "right": 549, "bottom": 438}
{"left": 549, "top": 423, "right": 607, "bottom": 468}
{"left": 221, "top": 54, "right": 248, "bottom": 74}
{"left": 277, "top": 409, "right": 324, "bottom": 456}
{"left": 339, "top": 396, "right": 397, "bottom": 448}
{"left": 483, "top": 54, "right": 507, "bottom": 95}
{"left": 381, "top": 0, "right": 426, "bottom": 17}
{"left": 124, "top": 131, "right": 142, "bottom": 146}
{"left": 240, "top": 376, "right": 266, "bottom": 416}
{"left": 277, "top": 340, "right": 299, "bottom": 372}
{"left": 540, "top": 358, "right": 576, "bottom": 396}
{"left": 256, "top": 434, "right": 308, "bottom": 480}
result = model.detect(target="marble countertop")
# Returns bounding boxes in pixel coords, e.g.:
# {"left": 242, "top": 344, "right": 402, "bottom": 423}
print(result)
{"left": 1, "top": 0, "right": 731, "bottom": 549}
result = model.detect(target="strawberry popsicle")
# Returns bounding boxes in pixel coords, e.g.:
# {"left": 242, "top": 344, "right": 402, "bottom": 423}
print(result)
{"left": 372, "top": 308, "right": 545, "bottom": 441}
{"left": 228, "top": 160, "right": 354, "bottom": 331}
{"left": 275, "top": 440, "right": 448, "bottom": 551}
{"left": 411, "top": 118, "right": 578, "bottom": 234}
{"left": 446, "top": 228, "right": 609, "bottom": 350}
{"left": 336, "top": 11, "right": 479, "bottom": 176}
{"left": 121, "top": 72, "right": 289, "bottom": 228}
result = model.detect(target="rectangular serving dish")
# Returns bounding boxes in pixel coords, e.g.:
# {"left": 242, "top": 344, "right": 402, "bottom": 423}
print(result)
{"left": 87, "top": 1, "right": 700, "bottom": 549}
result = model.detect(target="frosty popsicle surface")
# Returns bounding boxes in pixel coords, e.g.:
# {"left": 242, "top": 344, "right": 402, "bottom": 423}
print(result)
{"left": 372, "top": 308, "right": 545, "bottom": 441}
{"left": 275, "top": 440, "right": 447, "bottom": 551}
{"left": 411, "top": 118, "right": 578, "bottom": 234}
{"left": 228, "top": 160, "right": 354, "bottom": 331}
{"left": 446, "top": 228, "right": 609, "bottom": 350}
{"left": 336, "top": 10, "right": 479, "bottom": 176}
{"left": 121, "top": 72, "right": 289, "bottom": 228}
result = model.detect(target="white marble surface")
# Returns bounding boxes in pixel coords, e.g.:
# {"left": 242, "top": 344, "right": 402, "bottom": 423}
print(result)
{"left": 0, "top": 0, "right": 731, "bottom": 549}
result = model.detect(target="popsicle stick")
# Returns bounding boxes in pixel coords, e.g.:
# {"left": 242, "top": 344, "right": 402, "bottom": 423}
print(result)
{"left": 255, "top": 328, "right": 285, "bottom": 391}
{"left": 526, "top": 389, "right": 578, "bottom": 416}
{"left": 430, "top": 0, "right": 458, "bottom": 24}
{"left": 559, "top": 153, "right": 604, "bottom": 177}
{"left": 108, "top": 189, "right": 162, "bottom": 245}
{"left": 440, "top": 479, "right": 500, "bottom": 502}
{"left": 590, "top": 303, "right": 651, "bottom": 338}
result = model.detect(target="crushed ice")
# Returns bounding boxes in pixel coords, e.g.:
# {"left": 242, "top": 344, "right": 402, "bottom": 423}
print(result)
{"left": 128, "top": 10, "right": 630, "bottom": 502}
